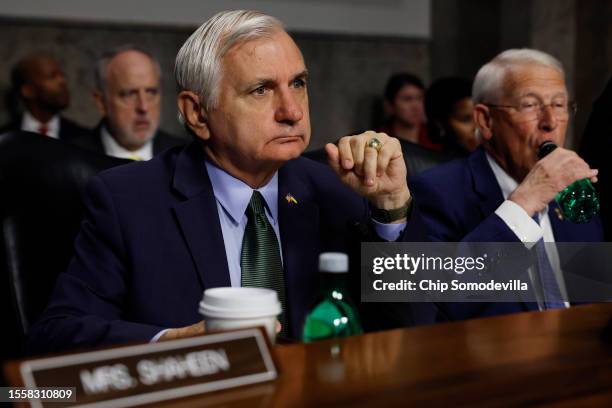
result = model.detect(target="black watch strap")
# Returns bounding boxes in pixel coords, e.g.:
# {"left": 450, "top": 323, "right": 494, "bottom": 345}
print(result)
{"left": 370, "top": 197, "right": 413, "bottom": 223}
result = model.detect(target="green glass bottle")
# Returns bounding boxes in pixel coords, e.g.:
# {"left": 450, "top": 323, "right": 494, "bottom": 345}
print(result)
{"left": 538, "top": 141, "right": 600, "bottom": 224}
{"left": 302, "top": 253, "right": 363, "bottom": 343}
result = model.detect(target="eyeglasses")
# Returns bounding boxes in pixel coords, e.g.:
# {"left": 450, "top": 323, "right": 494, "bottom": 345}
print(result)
{"left": 485, "top": 99, "right": 577, "bottom": 121}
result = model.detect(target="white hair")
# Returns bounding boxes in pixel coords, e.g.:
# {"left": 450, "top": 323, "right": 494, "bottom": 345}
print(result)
{"left": 174, "top": 10, "right": 284, "bottom": 112}
{"left": 472, "top": 48, "right": 565, "bottom": 104}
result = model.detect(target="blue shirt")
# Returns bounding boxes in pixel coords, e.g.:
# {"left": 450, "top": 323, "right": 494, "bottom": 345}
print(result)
{"left": 205, "top": 159, "right": 406, "bottom": 287}
{"left": 152, "top": 159, "right": 407, "bottom": 341}
{"left": 205, "top": 160, "right": 283, "bottom": 287}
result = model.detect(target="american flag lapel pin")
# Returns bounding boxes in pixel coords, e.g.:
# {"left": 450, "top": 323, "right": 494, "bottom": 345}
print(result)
{"left": 285, "top": 193, "right": 298, "bottom": 205}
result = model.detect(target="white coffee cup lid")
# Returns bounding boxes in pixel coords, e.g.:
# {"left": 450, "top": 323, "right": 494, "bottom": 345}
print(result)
{"left": 319, "top": 252, "right": 348, "bottom": 273}
{"left": 199, "top": 287, "right": 281, "bottom": 319}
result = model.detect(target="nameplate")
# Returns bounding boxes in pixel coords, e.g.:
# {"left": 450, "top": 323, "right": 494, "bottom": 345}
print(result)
{"left": 16, "top": 328, "right": 277, "bottom": 408}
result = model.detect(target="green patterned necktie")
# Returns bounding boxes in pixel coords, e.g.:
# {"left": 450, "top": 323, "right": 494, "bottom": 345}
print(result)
{"left": 240, "top": 191, "right": 287, "bottom": 336}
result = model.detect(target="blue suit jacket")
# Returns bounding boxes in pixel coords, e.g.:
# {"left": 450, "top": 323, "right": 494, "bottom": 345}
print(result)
{"left": 27, "top": 141, "right": 425, "bottom": 353}
{"left": 409, "top": 147, "right": 604, "bottom": 320}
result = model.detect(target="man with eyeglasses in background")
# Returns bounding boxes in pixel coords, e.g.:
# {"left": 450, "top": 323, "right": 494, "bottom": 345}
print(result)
{"left": 70, "top": 45, "right": 183, "bottom": 160}
{"left": 409, "top": 49, "right": 603, "bottom": 322}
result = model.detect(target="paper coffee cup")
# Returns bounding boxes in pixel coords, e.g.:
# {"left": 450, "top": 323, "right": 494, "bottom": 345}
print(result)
{"left": 199, "top": 287, "right": 281, "bottom": 343}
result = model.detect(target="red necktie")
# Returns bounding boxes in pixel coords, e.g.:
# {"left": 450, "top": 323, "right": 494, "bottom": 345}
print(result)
{"left": 38, "top": 124, "right": 48, "bottom": 136}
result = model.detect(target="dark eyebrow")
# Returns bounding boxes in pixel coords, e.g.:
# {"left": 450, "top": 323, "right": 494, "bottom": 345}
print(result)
{"left": 119, "top": 88, "right": 139, "bottom": 95}
{"left": 292, "top": 70, "right": 309, "bottom": 81}
{"left": 248, "top": 69, "right": 309, "bottom": 89}
{"left": 249, "top": 78, "right": 275, "bottom": 89}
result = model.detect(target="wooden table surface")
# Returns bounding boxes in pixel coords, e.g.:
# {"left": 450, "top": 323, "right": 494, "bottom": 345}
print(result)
{"left": 9, "top": 303, "right": 612, "bottom": 407}
{"left": 173, "top": 303, "right": 612, "bottom": 407}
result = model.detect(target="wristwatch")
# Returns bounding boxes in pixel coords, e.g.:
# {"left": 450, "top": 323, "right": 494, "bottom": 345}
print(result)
{"left": 370, "top": 197, "right": 413, "bottom": 223}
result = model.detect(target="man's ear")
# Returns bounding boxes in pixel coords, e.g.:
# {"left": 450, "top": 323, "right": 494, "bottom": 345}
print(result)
{"left": 92, "top": 91, "right": 107, "bottom": 116}
{"left": 177, "top": 91, "right": 210, "bottom": 141}
{"left": 474, "top": 104, "right": 494, "bottom": 141}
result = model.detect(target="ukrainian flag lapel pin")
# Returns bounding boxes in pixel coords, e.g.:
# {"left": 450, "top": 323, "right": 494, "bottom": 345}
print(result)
{"left": 285, "top": 193, "right": 298, "bottom": 205}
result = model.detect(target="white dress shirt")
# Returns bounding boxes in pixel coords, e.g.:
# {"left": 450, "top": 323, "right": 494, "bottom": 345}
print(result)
{"left": 486, "top": 153, "right": 569, "bottom": 308}
{"left": 101, "top": 126, "right": 153, "bottom": 160}
{"left": 21, "top": 111, "right": 60, "bottom": 139}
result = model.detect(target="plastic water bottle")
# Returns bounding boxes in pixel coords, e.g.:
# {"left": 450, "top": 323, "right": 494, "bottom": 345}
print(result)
{"left": 538, "top": 141, "right": 600, "bottom": 223}
{"left": 302, "top": 253, "right": 363, "bottom": 343}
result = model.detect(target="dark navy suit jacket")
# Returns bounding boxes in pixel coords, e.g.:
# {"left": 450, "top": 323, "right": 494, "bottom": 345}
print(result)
{"left": 27, "top": 141, "right": 425, "bottom": 353}
{"left": 64, "top": 120, "right": 185, "bottom": 157}
{"left": 409, "top": 147, "right": 604, "bottom": 321}
{"left": 0, "top": 116, "right": 89, "bottom": 141}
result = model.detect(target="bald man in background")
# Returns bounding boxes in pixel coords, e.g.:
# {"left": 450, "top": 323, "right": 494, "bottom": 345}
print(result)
{"left": 1, "top": 53, "right": 88, "bottom": 140}
{"left": 70, "top": 45, "right": 184, "bottom": 160}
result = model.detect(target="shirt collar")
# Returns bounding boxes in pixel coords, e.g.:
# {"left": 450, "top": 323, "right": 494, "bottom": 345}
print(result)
{"left": 204, "top": 159, "right": 279, "bottom": 225}
{"left": 101, "top": 124, "right": 153, "bottom": 160}
{"left": 21, "top": 110, "right": 60, "bottom": 139}
{"left": 485, "top": 152, "right": 518, "bottom": 200}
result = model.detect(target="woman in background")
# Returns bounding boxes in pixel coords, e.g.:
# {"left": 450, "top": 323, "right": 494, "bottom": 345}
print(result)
{"left": 425, "top": 77, "right": 480, "bottom": 156}
{"left": 381, "top": 73, "right": 441, "bottom": 151}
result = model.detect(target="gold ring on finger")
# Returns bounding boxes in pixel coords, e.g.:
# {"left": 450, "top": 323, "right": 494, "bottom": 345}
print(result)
{"left": 367, "top": 137, "right": 382, "bottom": 152}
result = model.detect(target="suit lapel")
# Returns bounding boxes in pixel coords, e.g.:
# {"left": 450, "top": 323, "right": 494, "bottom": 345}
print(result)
{"left": 152, "top": 131, "right": 167, "bottom": 155}
{"left": 93, "top": 121, "right": 108, "bottom": 153}
{"left": 547, "top": 201, "right": 577, "bottom": 242}
{"left": 153, "top": 131, "right": 162, "bottom": 154}
{"left": 277, "top": 162, "right": 320, "bottom": 337}
{"left": 468, "top": 148, "right": 540, "bottom": 311}
{"left": 58, "top": 117, "right": 66, "bottom": 140}
{"left": 468, "top": 148, "right": 505, "bottom": 218}
{"left": 172, "top": 142, "right": 231, "bottom": 289}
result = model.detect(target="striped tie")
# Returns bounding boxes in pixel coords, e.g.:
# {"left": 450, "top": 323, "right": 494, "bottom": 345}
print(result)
{"left": 533, "top": 214, "right": 565, "bottom": 309}
{"left": 240, "top": 191, "right": 287, "bottom": 336}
